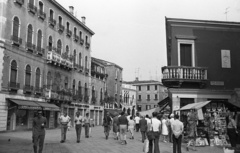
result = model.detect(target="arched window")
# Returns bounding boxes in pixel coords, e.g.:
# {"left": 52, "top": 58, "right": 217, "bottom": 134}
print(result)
{"left": 46, "top": 71, "right": 51, "bottom": 89}
{"left": 58, "top": 16, "right": 62, "bottom": 25}
{"left": 10, "top": 60, "right": 18, "bottom": 84}
{"left": 35, "top": 68, "right": 40, "bottom": 88}
{"left": 27, "top": 24, "right": 33, "bottom": 43}
{"left": 74, "top": 27, "right": 77, "bottom": 36}
{"left": 84, "top": 83, "right": 87, "bottom": 96}
{"left": 50, "top": 9, "right": 54, "bottom": 19}
{"left": 85, "top": 35, "right": 88, "bottom": 43}
{"left": 66, "top": 45, "right": 69, "bottom": 54}
{"left": 72, "top": 79, "right": 75, "bottom": 92}
{"left": 100, "top": 88, "right": 103, "bottom": 102}
{"left": 57, "top": 39, "right": 62, "bottom": 54}
{"left": 64, "top": 77, "right": 68, "bottom": 90}
{"left": 85, "top": 56, "right": 88, "bottom": 69}
{"left": 79, "top": 53, "right": 82, "bottom": 66}
{"left": 25, "top": 65, "right": 31, "bottom": 87}
{"left": 66, "top": 22, "right": 70, "bottom": 31}
{"left": 37, "top": 30, "right": 42, "bottom": 49}
{"left": 12, "top": 17, "right": 20, "bottom": 38}
{"left": 78, "top": 81, "right": 82, "bottom": 96}
{"left": 39, "top": 1, "right": 43, "bottom": 12}
{"left": 48, "top": 36, "right": 52, "bottom": 51}
{"left": 73, "top": 50, "right": 76, "bottom": 65}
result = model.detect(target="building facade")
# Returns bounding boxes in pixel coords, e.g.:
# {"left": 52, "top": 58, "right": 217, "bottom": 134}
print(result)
{"left": 162, "top": 17, "right": 240, "bottom": 113}
{"left": 126, "top": 78, "right": 168, "bottom": 112}
{"left": 121, "top": 83, "right": 137, "bottom": 116}
{"left": 0, "top": 0, "right": 107, "bottom": 131}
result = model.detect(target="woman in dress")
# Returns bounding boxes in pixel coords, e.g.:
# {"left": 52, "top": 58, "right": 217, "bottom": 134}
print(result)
{"left": 227, "top": 114, "right": 238, "bottom": 147}
{"left": 186, "top": 110, "right": 198, "bottom": 151}
{"left": 162, "top": 115, "right": 169, "bottom": 143}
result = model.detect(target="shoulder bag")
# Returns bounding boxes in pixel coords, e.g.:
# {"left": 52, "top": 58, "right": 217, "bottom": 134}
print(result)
{"left": 147, "top": 119, "right": 155, "bottom": 140}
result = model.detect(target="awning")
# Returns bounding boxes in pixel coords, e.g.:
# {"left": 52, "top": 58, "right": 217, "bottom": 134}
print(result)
{"left": 178, "top": 101, "right": 211, "bottom": 111}
{"left": 139, "top": 107, "right": 159, "bottom": 117}
{"left": 9, "top": 99, "right": 59, "bottom": 111}
{"left": 10, "top": 99, "right": 41, "bottom": 110}
{"left": 37, "top": 102, "right": 59, "bottom": 111}
{"left": 158, "top": 97, "right": 170, "bottom": 107}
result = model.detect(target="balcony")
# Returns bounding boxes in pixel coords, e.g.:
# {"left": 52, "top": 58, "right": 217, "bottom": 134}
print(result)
{"left": 66, "top": 29, "right": 72, "bottom": 37}
{"left": 25, "top": 42, "right": 35, "bottom": 53}
{"left": 23, "top": 85, "right": 34, "bottom": 94}
{"left": 48, "top": 17, "right": 56, "bottom": 28}
{"left": 14, "top": 0, "right": 24, "bottom": 6}
{"left": 85, "top": 68, "right": 89, "bottom": 75}
{"left": 11, "top": 35, "right": 22, "bottom": 46}
{"left": 36, "top": 46, "right": 44, "bottom": 56}
{"left": 8, "top": 82, "right": 20, "bottom": 91}
{"left": 47, "top": 46, "right": 56, "bottom": 52}
{"left": 80, "top": 38, "right": 84, "bottom": 45}
{"left": 78, "top": 65, "right": 84, "bottom": 72}
{"left": 47, "top": 51, "right": 58, "bottom": 63}
{"left": 161, "top": 66, "right": 208, "bottom": 88}
{"left": 85, "top": 42, "right": 90, "bottom": 49}
{"left": 73, "top": 63, "right": 79, "bottom": 70}
{"left": 28, "top": 3, "right": 37, "bottom": 14}
{"left": 38, "top": 9, "right": 46, "bottom": 20}
{"left": 73, "top": 35, "right": 79, "bottom": 42}
{"left": 34, "top": 87, "right": 43, "bottom": 96}
{"left": 57, "top": 24, "right": 65, "bottom": 33}
{"left": 137, "top": 99, "right": 142, "bottom": 101}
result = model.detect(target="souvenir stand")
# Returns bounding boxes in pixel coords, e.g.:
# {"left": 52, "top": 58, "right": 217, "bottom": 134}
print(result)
{"left": 178, "top": 100, "right": 240, "bottom": 148}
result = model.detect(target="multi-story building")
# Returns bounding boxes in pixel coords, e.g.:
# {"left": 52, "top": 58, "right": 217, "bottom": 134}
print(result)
{"left": 126, "top": 78, "right": 168, "bottom": 112}
{"left": 92, "top": 58, "right": 123, "bottom": 114}
{"left": 121, "top": 83, "right": 137, "bottom": 116}
{"left": 0, "top": 0, "right": 101, "bottom": 131}
{"left": 162, "top": 17, "right": 240, "bottom": 113}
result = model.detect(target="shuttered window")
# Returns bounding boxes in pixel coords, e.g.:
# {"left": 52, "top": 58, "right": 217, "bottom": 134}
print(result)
{"left": 37, "top": 30, "right": 42, "bottom": 48}
{"left": 35, "top": 68, "right": 40, "bottom": 88}
{"left": 13, "top": 17, "right": 19, "bottom": 37}
{"left": 25, "top": 65, "right": 31, "bottom": 86}
{"left": 10, "top": 60, "right": 17, "bottom": 83}
{"left": 27, "top": 24, "right": 33, "bottom": 43}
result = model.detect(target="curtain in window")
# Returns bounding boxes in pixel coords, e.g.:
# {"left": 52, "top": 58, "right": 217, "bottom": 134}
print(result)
{"left": 10, "top": 61, "right": 17, "bottom": 83}
{"left": 35, "top": 68, "right": 40, "bottom": 88}
{"left": 37, "top": 30, "right": 42, "bottom": 48}
{"left": 79, "top": 53, "right": 82, "bottom": 66}
{"left": 47, "top": 71, "right": 51, "bottom": 89}
{"left": 25, "top": 65, "right": 31, "bottom": 86}
{"left": 13, "top": 17, "right": 19, "bottom": 38}
{"left": 27, "top": 24, "right": 33, "bottom": 43}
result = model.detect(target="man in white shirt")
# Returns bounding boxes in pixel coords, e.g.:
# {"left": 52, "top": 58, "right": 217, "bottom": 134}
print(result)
{"left": 169, "top": 114, "right": 175, "bottom": 143}
{"left": 171, "top": 114, "right": 184, "bottom": 153}
{"left": 134, "top": 114, "right": 140, "bottom": 132}
{"left": 145, "top": 115, "right": 151, "bottom": 124}
{"left": 147, "top": 112, "right": 161, "bottom": 153}
{"left": 59, "top": 112, "right": 71, "bottom": 143}
{"left": 74, "top": 111, "right": 83, "bottom": 143}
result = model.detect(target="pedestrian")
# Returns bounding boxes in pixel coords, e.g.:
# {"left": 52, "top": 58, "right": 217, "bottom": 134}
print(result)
{"left": 84, "top": 112, "right": 91, "bottom": 138}
{"left": 59, "top": 112, "right": 71, "bottom": 143}
{"left": 103, "top": 111, "right": 112, "bottom": 140}
{"left": 118, "top": 111, "right": 128, "bottom": 145}
{"left": 171, "top": 114, "right": 184, "bottom": 153}
{"left": 134, "top": 113, "right": 140, "bottom": 132}
{"left": 74, "top": 111, "right": 83, "bottom": 143}
{"left": 162, "top": 115, "right": 169, "bottom": 143}
{"left": 139, "top": 115, "right": 148, "bottom": 143}
{"left": 113, "top": 112, "right": 120, "bottom": 140}
{"left": 147, "top": 112, "right": 161, "bottom": 153}
{"left": 169, "top": 114, "right": 175, "bottom": 143}
{"left": 227, "top": 114, "right": 238, "bottom": 147}
{"left": 32, "top": 110, "right": 47, "bottom": 153}
{"left": 128, "top": 116, "right": 135, "bottom": 139}
{"left": 186, "top": 110, "right": 198, "bottom": 151}
{"left": 145, "top": 115, "right": 151, "bottom": 124}
{"left": 89, "top": 118, "right": 94, "bottom": 137}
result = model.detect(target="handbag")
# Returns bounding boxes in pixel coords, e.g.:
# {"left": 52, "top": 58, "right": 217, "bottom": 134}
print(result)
{"left": 147, "top": 119, "right": 155, "bottom": 140}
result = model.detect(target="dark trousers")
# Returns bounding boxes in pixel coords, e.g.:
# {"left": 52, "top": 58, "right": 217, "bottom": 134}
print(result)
{"left": 136, "top": 124, "right": 140, "bottom": 132}
{"left": 85, "top": 123, "right": 90, "bottom": 137}
{"left": 61, "top": 124, "right": 68, "bottom": 141}
{"left": 33, "top": 134, "right": 45, "bottom": 153}
{"left": 173, "top": 134, "right": 182, "bottom": 153}
{"left": 104, "top": 125, "right": 111, "bottom": 137}
{"left": 227, "top": 128, "right": 237, "bottom": 147}
{"left": 75, "top": 124, "right": 82, "bottom": 141}
{"left": 169, "top": 128, "right": 173, "bottom": 142}
{"left": 141, "top": 131, "right": 146, "bottom": 142}
{"left": 148, "top": 132, "right": 160, "bottom": 153}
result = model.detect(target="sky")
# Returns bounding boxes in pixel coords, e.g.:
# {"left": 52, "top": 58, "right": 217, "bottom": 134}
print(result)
{"left": 56, "top": 0, "right": 240, "bottom": 81}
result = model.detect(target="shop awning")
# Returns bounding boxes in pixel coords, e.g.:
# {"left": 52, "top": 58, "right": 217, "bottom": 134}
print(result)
{"left": 158, "top": 97, "right": 170, "bottom": 107}
{"left": 178, "top": 101, "right": 211, "bottom": 111}
{"left": 139, "top": 107, "right": 159, "bottom": 117}
{"left": 37, "top": 102, "right": 59, "bottom": 111}
{"left": 10, "top": 99, "right": 41, "bottom": 110}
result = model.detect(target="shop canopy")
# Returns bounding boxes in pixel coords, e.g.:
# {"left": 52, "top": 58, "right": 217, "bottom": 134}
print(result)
{"left": 139, "top": 107, "right": 160, "bottom": 117}
{"left": 178, "top": 101, "right": 211, "bottom": 111}
{"left": 9, "top": 99, "right": 60, "bottom": 111}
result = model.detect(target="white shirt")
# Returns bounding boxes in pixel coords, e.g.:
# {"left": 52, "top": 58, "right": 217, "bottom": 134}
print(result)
{"left": 145, "top": 118, "right": 151, "bottom": 124}
{"left": 129, "top": 120, "right": 135, "bottom": 128}
{"left": 134, "top": 116, "right": 140, "bottom": 124}
{"left": 149, "top": 118, "right": 161, "bottom": 132}
{"left": 75, "top": 115, "right": 83, "bottom": 125}
{"left": 127, "top": 115, "right": 131, "bottom": 121}
{"left": 169, "top": 118, "right": 175, "bottom": 125}
{"left": 59, "top": 115, "right": 70, "bottom": 124}
{"left": 171, "top": 119, "right": 184, "bottom": 138}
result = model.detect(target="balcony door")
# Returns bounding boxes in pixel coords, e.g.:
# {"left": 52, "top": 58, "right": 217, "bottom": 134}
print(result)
{"left": 178, "top": 39, "right": 195, "bottom": 67}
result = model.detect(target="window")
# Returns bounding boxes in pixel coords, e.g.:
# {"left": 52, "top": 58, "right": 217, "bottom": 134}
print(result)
{"left": 39, "top": 1, "right": 43, "bottom": 12}
{"left": 78, "top": 81, "right": 82, "bottom": 96}
{"left": 72, "top": 79, "right": 75, "bottom": 92}
{"left": 79, "top": 31, "right": 82, "bottom": 39}
{"left": 138, "top": 95, "right": 141, "bottom": 101}
{"left": 147, "top": 85, "right": 150, "bottom": 91}
{"left": 65, "top": 45, "right": 69, "bottom": 54}
{"left": 50, "top": 9, "right": 54, "bottom": 19}
{"left": 147, "top": 94, "right": 150, "bottom": 100}
{"left": 85, "top": 56, "right": 88, "bottom": 69}
{"left": 12, "top": 17, "right": 20, "bottom": 44}
{"left": 155, "top": 94, "right": 158, "bottom": 100}
{"left": 74, "top": 27, "right": 77, "bottom": 36}
{"left": 100, "top": 88, "right": 103, "bottom": 102}
{"left": 57, "top": 39, "right": 62, "bottom": 54}
{"left": 177, "top": 39, "right": 195, "bottom": 66}
{"left": 137, "top": 105, "right": 142, "bottom": 111}
{"left": 139, "top": 86, "right": 141, "bottom": 91}
{"left": 146, "top": 105, "right": 151, "bottom": 110}
{"left": 37, "top": 30, "right": 42, "bottom": 50}
{"left": 84, "top": 83, "right": 88, "bottom": 96}
{"left": 66, "top": 22, "right": 70, "bottom": 31}
{"left": 79, "top": 53, "right": 82, "bottom": 66}
{"left": 25, "top": 65, "right": 31, "bottom": 86}
{"left": 155, "top": 85, "right": 157, "bottom": 90}
{"left": 58, "top": 16, "right": 62, "bottom": 25}
{"left": 73, "top": 50, "right": 76, "bottom": 65}
{"left": 46, "top": 72, "right": 51, "bottom": 89}
{"left": 48, "top": 36, "right": 52, "bottom": 51}
{"left": 64, "top": 77, "right": 68, "bottom": 90}
{"left": 85, "top": 35, "right": 88, "bottom": 43}
{"left": 27, "top": 24, "right": 33, "bottom": 44}
{"left": 115, "top": 83, "right": 117, "bottom": 93}
{"left": 10, "top": 60, "right": 18, "bottom": 83}
{"left": 35, "top": 68, "right": 40, "bottom": 88}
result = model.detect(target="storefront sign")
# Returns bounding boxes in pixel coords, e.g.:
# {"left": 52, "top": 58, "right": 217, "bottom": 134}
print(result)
{"left": 210, "top": 81, "right": 224, "bottom": 86}
{"left": 18, "top": 106, "right": 41, "bottom": 110}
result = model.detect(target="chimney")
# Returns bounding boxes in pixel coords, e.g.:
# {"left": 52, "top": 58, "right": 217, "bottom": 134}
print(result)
{"left": 69, "top": 6, "right": 74, "bottom": 15}
{"left": 81, "top": 16, "right": 86, "bottom": 24}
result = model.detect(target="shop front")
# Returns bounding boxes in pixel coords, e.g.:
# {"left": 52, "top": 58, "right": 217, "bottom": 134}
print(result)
{"left": 7, "top": 99, "right": 60, "bottom": 131}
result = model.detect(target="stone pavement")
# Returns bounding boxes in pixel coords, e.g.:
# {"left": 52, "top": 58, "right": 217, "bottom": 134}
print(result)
{"left": 0, "top": 126, "right": 225, "bottom": 153}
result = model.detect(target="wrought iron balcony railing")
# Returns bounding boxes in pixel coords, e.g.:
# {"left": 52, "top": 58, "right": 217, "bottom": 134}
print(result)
{"left": 28, "top": 3, "right": 37, "bottom": 14}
